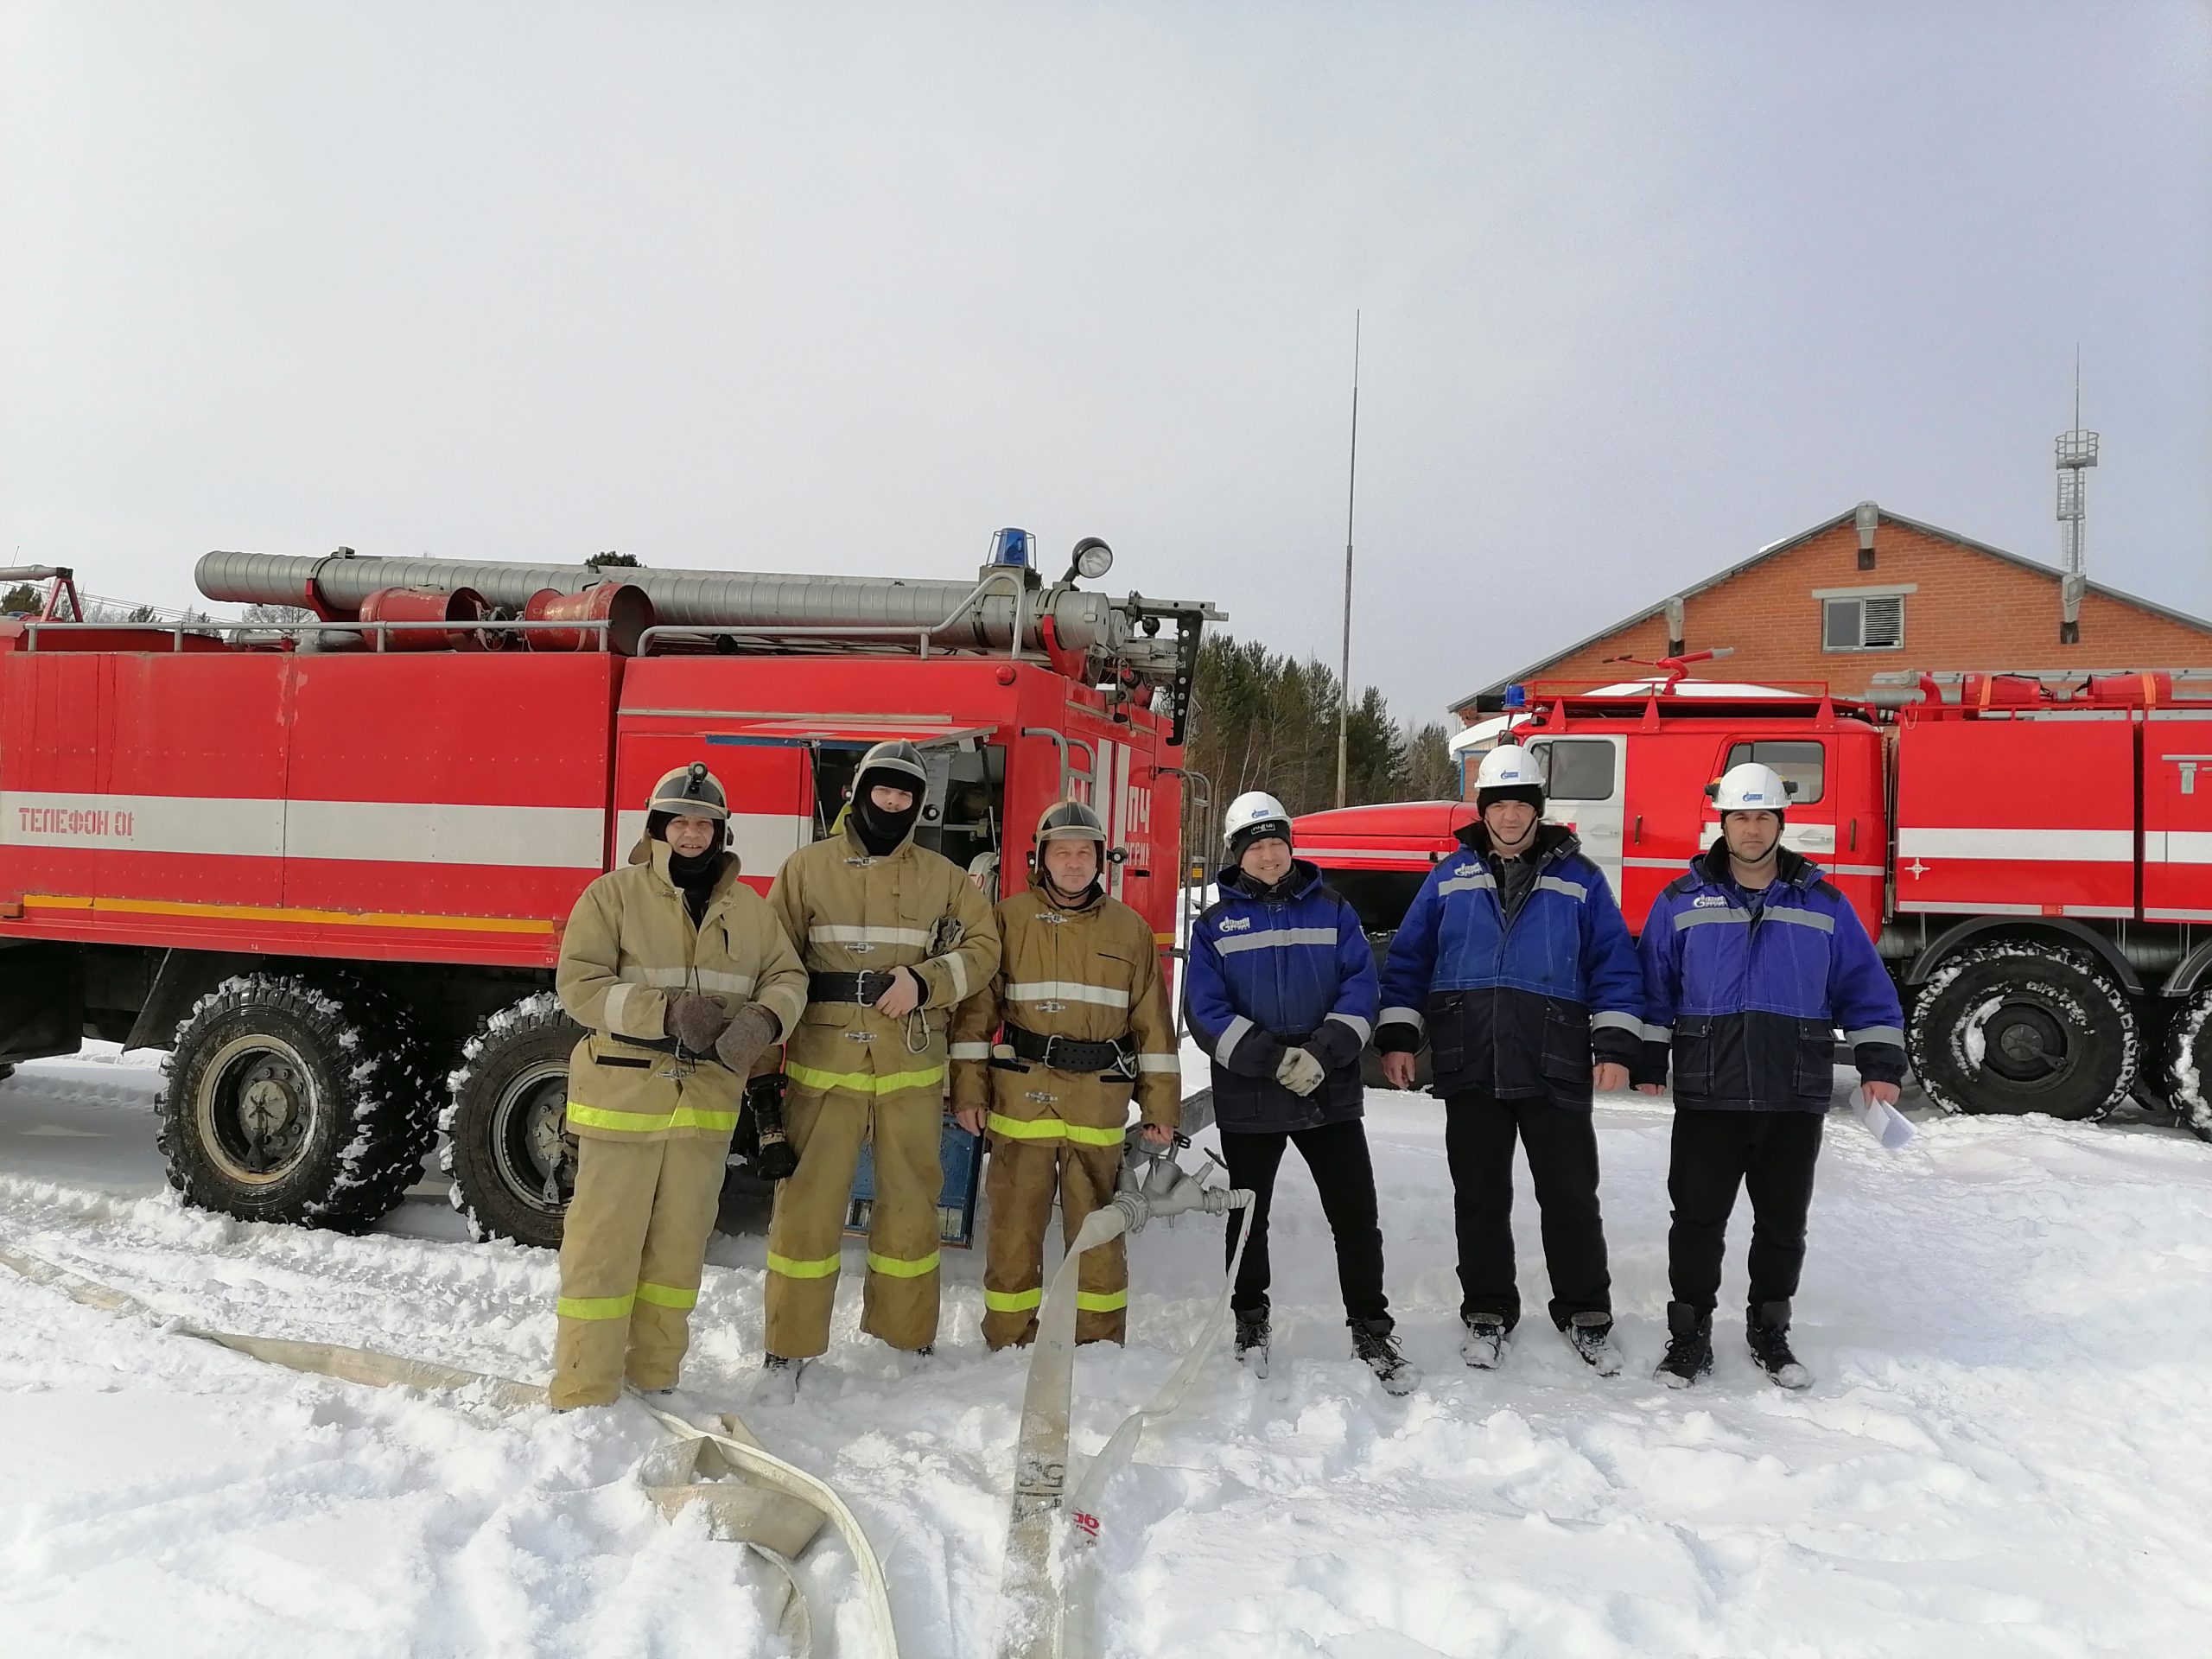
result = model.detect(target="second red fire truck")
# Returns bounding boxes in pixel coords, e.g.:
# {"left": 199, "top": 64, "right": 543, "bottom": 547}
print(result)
{"left": 1295, "top": 667, "right": 2212, "bottom": 1136}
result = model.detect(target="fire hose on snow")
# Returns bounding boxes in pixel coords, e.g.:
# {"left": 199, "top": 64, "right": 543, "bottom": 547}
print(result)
{"left": 993, "top": 1149, "right": 1255, "bottom": 1659}
{"left": 0, "top": 1241, "right": 900, "bottom": 1659}
{"left": 1, "top": 1145, "right": 1262, "bottom": 1659}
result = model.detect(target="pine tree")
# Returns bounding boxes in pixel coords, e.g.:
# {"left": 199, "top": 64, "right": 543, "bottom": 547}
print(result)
{"left": 1182, "top": 633, "right": 1463, "bottom": 833}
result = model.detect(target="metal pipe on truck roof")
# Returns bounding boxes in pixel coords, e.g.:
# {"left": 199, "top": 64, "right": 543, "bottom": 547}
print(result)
{"left": 194, "top": 550, "right": 1116, "bottom": 656}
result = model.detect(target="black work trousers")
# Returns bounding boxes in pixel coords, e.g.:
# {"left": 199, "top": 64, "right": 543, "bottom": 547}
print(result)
{"left": 1444, "top": 1088, "right": 1611, "bottom": 1332}
{"left": 1219, "top": 1117, "right": 1390, "bottom": 1331}
{"left": 1667, "top": 1108, "right": 1825, "bottom": 1315}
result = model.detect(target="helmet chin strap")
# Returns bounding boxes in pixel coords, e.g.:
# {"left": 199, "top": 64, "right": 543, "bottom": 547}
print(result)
{"left": 1043, "top": 857, "right": 1102, "bottom": 906}
{"left": 1486, "top": 814, "right": 1537, "bottom": 855}
{"left": 1727, "top": 835, "right": 1781, "bottom": 879}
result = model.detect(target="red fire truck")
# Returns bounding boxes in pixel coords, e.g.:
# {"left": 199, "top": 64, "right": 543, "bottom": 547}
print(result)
{"left": 1294, "top": 670, "right": 2212, "bottom": 1135}
{"left": 0, "top": 541, "right": 1218, "bottom": 1246}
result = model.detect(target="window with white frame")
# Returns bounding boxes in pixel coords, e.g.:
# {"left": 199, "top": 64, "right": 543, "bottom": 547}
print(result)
{"left": 1821, "top": 592, "right": 1904, "bottom": 652}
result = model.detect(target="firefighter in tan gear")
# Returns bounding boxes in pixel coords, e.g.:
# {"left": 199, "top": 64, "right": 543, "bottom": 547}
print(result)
{"left": 950, "top": 800, "right": 1179, "bottom": 1349}
{"left": 759, "top": 739, "right": 1000, "bottom": 1395}
{"left": 550, "top": 763, "right": 809, "bottom": 1410}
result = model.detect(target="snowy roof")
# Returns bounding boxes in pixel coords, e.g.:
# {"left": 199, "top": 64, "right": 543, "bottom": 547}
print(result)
{"left": 1449, "top": 503, "right": 2212, "bottom": 715}
{"left": 1445, "top": 680, "right": 1809, "bottom": 753}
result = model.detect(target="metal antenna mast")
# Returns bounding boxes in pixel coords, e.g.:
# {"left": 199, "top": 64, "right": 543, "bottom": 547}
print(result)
{"left": 1335, "top": 311, "right": 1361, "bottom": 809}
{"left": 2056, "top": 350, "right": 2098, "bottom": 645}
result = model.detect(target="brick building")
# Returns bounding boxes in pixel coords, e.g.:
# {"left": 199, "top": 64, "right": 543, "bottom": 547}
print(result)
{"left": 1451, "top": 502, "right": 2212, "bottom": 721}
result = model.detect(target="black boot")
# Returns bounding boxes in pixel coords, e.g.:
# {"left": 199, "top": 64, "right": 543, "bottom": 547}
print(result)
{"left": 1560, "top": 1312, "right": 1623, "bottom": 1376}
{"left": 1235, "top": 1310, "right": 1271, "bottom": 1378}
{"left": 1654, "top": 1301, "right": 1713, "bottom": 1389}
{"left": 1351, "top": 1318, "right": 1421, "bottom": 1396}
{"left": 1459, "top": 1311, "right": 1510, "bottom": 1370}
{"left": 1746, "top": 1300, "right": 1812, "bottom": 1389}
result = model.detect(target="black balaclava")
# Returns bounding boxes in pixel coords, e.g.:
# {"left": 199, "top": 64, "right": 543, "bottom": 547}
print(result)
{"left": 648, "top": 809, "right": 728, "bottom": 925}
{"left": 850, "top": 767, "right": 924, "bottom": 856}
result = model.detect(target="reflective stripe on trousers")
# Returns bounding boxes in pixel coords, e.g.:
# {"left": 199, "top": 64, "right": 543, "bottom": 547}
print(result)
{"left": 763, "top": 1078, "right": 947, "bottom": 1358}
{"left": 982, "top": 1286, "right": 1125, "bottom": 1313}
{"left": 785, "top": 1061, "right": 946, "bottom": 1096}
{"left": 980, "top": 1132, "right": 1129, "bottom": 1349}
{"left": 566, "top": 1101, "right": 741, "bottom": 1135}
{"left": 550, "top": 1135, "right": 727, "bottom": 1408}
{"left": 986, "top": 1111, "right": 1126, "bottom": 1147}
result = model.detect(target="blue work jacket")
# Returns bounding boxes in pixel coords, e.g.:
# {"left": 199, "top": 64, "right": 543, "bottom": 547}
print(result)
{"left": 1636, "top": 843, "right": 1907, "bottom": 1113}
{"left": 1184, "top": 861, "right": 1379, "bottom": 1133}
{"left": 1376, "top": 823, "right": 1643, "bottom": 1106}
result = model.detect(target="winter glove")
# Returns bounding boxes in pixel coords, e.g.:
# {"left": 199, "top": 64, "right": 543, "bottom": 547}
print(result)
{"left": 714, "top": 1002, "right": 782, "bottom": 1077}
{"left": 1274, "top": 1046, "right": 1326, "bottom": 1097}
{"left": 667, "top": 994, "right": 733, "bottom": 1053}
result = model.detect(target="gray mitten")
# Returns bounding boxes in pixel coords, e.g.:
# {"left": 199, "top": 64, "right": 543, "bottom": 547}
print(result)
{"left": 714, "top": 1003, "right": 782, "bottom": 1077}
{"left": 1274, "top": 1046, "right": 1326, "bottom": 1097}
{"left": 667, "top": 994, "right": 733, "bottom": 1053}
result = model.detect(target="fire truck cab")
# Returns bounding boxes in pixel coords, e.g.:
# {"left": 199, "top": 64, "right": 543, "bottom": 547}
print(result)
{"left": 0, "top": 545, "right": 1219, "bottom": 1248}
{"left": 1298, "top": 671, "right": 2212, "bottom": 1137}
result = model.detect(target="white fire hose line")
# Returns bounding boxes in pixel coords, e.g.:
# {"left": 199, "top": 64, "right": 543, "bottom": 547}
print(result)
{"left": 994, "top": 1154, "right": 1255, "bottom": 1659}
{"left": 0, "top": 1241, "right": 899, "bottom": 1659}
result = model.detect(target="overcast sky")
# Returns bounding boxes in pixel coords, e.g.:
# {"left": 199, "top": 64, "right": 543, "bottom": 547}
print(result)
{"left": 3, "top": 2, "right": 2206, "bottom": 724}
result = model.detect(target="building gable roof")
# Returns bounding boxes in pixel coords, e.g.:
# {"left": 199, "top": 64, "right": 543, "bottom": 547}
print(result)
{"left": 1451, "top": 504, "right": 2212, "bottom": 714}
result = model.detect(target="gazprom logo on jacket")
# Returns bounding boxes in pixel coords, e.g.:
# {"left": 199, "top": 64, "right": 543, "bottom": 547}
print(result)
{"left": 1693, "top": 894, "right": 1731, "bottom": 908}
{"left": 1217, "top": 915, "right": 1253, "bottom": 932}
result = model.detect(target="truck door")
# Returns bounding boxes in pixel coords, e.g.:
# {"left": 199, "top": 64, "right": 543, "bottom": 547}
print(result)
{"left": 1525, "top": 734, "right": 1626, "bottom": 904}
{"left": 2146, "top": 711, "right": 2212, "bottom": 923}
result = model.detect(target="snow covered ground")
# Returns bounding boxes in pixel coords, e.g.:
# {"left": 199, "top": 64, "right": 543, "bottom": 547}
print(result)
{"left": 6, "top": 1045, "right": 2212, "bottom": 1657}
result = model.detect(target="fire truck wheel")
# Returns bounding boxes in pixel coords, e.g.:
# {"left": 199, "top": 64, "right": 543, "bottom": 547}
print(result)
{"left": 441, "top": 994, "right": 583, "bottom": 1249}
{"left": 158, "top": 973, "right": 438, "bottom": 1232}
{"left": 2161, "top": 988, "right": 2212, "bottom": 1143}
{"left": 1907, "top": 941, "right": 2139, "bottom": 1122}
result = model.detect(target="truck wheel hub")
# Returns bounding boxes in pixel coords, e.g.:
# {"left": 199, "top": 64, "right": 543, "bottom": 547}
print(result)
{"left": 493, "top": 1062, "right": 574, "bottom": 1211}
{"left": 200, "top": 1038, "right": 315, "bottom": 1184}
{"left": 1986, "top": 1004, "right": 2066, "bottom": 1084}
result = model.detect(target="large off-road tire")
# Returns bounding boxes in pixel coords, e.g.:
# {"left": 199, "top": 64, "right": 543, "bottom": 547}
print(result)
{"left": 159, "top": 973, "right": 437, "bottom": 1231}
{"left": 441, "top": 993, "right": 584, "bottom": 1249}
{"left": 1907, "top": 941, "right": 2138, "bottom": 1122}
{"left": 2161, "top": 988, "right": 2212, "bottom": 1143}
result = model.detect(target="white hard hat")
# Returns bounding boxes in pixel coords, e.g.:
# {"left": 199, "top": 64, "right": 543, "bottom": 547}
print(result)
{"left": 1708, "top": 762, "right": 1795, "bottom": 813}
{"left": 1223, "top": 791, "right": 1293, "bottom": 853}
{"left": 1474, "top": 745, "right": 1542, "bottom": 793}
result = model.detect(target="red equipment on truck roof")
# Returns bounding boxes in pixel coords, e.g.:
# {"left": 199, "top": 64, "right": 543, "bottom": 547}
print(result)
{"left": 1296, "top": 670, "right": 2212, "bottom": 1135}
{"left": 0, "top": 542, "right": 1220, "bottom": 1247}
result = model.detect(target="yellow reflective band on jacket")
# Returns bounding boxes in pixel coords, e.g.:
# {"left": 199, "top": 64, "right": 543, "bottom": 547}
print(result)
{"left": 635, "top": 1281, "right": 699, "bottom": 1311}
{"left": 986, "top": 1112, "right": 1125, "bottom": 1147}
{"left": 1075, "top": 1288, "right": 1128, "bottom": 1313}
{"left": 785, "top": 1061, "right": 947, "bottom": 1096}
{"left": 565, "top": 1102, "right": 741, "bottom": 1135}
{"left": 556, "top": 1292, "right": 635, "bottom": 1321}
{"left": 983, "top": 1286, "right": 1044, "bottom": 1313}
{"left": 866, "top": 1249, "right": 942, "bottom": 1278}
{"left": 766, "top": 1250, "right": 842, "bottom": 1280}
